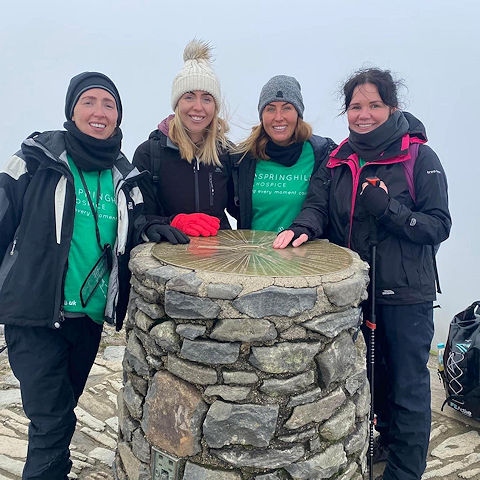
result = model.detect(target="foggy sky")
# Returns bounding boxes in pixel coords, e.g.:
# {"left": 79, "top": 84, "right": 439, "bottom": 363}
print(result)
{"left": 1, "top": 0, "right": 479, "bottom": 346}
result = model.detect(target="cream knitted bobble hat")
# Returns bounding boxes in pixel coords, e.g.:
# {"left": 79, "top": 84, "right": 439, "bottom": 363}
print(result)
{"left": 170, "top": 39, "right": 221, "bottom": 110}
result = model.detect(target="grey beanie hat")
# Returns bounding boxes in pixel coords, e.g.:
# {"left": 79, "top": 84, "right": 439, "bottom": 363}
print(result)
{"left": 258, "top": 75, "right": 304, "bottom": 118}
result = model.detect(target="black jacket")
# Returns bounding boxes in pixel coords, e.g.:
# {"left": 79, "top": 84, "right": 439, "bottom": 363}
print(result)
{"left": 233, "top": 135, "right": 336, "bottom": 229}
{"left": 0, "top": 130, "right": 145, "bottom": 330}
{"left": 133, "top": 129, "right": 238, "bottom": 230}
{"left": 291, "top": 113, "right": 451, "bottom": 304}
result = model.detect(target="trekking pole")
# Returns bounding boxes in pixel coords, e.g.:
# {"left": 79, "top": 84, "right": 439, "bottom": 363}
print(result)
{"left": 365, "top": 177, "right": 380, "bottom": 480}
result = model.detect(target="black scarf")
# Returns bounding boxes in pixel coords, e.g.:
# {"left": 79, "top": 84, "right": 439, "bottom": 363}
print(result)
{"left": 265, "top": 140, "right": 304, "bottom": 167}
{"left": 63, "top": 120, "right": 122, "bottom": 171}
{"left": 348, "top": 110, "right": 409, "bottom": 161}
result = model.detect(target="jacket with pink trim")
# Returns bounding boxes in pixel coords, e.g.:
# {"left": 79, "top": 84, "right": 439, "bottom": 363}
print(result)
{"left": 290, "top": 112, "right": 451, "bottom": 304}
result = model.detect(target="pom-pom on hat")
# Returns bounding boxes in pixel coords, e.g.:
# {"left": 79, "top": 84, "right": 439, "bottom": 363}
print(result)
{"left": 258, "top": 75, "right": 304, "bottom": 119}
{"left": 171, "top": 39, "right": 221, "bottom": 110}
{"left": 65, "top": 71, "right": 123, "bottom": 126}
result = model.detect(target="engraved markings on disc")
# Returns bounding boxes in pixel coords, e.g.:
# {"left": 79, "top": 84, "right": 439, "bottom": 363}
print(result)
{"left": 152, "top": 230, "right": 352, "bottom": 277}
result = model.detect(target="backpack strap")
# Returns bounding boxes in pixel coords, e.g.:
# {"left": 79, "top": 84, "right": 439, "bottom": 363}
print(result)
{"left": 149, "top": 134, "right": 168, "bottom": 184}
{"left": 402, "top": 142, "right": 420, "bottom": 202}
{"left": 459, "top": 301, "right": 480, "bottom": 320}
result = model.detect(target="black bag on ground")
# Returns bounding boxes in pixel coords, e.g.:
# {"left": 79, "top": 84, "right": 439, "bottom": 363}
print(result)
{"left": 440, "top": 300, "right": 480, "bottom": 420}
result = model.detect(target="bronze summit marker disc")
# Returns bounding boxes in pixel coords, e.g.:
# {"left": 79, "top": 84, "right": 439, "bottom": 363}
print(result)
{"left": 151, "top": 230, "right": 352, "bottom": 277}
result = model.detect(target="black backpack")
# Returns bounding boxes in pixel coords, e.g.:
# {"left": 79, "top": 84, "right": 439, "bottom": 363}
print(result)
{"left": 440, "top": 300, "right": 480, "bottom": 420}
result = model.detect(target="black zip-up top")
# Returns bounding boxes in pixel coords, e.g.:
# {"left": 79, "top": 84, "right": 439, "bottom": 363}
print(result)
{"left": 133, "top": 129, "right": 238, "bottom": 229}
{"left": 0, "top": 130, "right": 145, "bottom": 330}
{"left": 290, "top": 112, "right": 451, "bottom": 305}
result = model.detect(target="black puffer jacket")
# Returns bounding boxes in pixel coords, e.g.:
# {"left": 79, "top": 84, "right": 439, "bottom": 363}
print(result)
{"left": 0, "top": 131, "right": 145, "bottom": 330}
{"left": 133, "top": 129, "right": 238, "bottom": 229}
{"left": 291, "top": 112, "right": 451, "bottom": 304}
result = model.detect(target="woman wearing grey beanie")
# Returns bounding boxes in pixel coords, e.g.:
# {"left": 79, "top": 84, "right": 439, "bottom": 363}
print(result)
{"left": 234, "top": 75, "right": 335, "bottom": 233}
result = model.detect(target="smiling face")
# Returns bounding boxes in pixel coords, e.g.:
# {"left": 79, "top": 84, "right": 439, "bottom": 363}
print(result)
{"left": 261, "top": 101, "right": 298, "bottom": 146}
{"left": 177, "top": 91, "right": 216, "bottom": 143}
{"left": 71, "top": 88, "right": 118, "bottom": 139}
{"left": 347, "top": 82, "right": 393, "bottom": 134}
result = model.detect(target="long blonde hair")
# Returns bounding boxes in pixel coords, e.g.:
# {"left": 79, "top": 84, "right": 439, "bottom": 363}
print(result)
{"left": 169, "top": 107, "right": 230, "bottom": 167}
{"left": 235, "top": 118, "right": 313, "bottom": 160}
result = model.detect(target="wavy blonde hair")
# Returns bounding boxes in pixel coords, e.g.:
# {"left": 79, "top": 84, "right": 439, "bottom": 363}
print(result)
{"left": 169, "top": 39, "right": 230, "bottom": 166}
{"left": 169, "top": 107, "right": 230, "bottom": 167}
{"left": 235, "top": 118, "right": 313, "bottom": 161}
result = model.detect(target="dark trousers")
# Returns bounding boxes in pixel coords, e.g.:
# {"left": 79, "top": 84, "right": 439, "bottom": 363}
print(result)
{"left": 362, "top": 302, "right": 434, "bottom": 480}
{"left": 5, "top": 316, "right": 103, "bottom": 480}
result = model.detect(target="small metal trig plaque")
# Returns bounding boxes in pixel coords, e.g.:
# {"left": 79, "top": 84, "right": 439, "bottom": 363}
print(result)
{"left": 152, "top": 448, "right": 181, "bottom": 480}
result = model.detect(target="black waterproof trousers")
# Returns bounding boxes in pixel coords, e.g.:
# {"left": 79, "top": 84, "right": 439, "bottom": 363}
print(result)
{"left": 362, "top": 302, "right": 434, "bottom": 480}
{"left": 5, "top": 316, "right": 102, "bottom": 480}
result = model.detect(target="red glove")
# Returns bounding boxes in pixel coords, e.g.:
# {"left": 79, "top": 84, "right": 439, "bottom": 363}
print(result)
{"left": 171, "top": 213, "right": 220, "bottom": 237}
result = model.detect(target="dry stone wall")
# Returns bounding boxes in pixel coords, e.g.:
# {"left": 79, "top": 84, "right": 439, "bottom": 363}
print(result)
{"left": 114, "top": 242, "right": 370, "bottom": 480}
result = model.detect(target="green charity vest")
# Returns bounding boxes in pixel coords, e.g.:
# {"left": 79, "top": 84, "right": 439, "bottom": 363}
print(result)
{"left": 63, "top": 158, "right": 118, "bottom": 323}
{"left": 251, "top": 141, "right": 314, "bottom": 233}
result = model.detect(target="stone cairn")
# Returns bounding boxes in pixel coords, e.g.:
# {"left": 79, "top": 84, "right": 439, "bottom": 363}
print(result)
{"left": 114, "top": 241, "right": 370, "bottom": 480}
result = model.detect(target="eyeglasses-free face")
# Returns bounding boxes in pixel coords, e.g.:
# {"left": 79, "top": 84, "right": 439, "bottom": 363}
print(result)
{"left": 261, "top": 101, "right": 299, "bottom": 147}
{"left": 347, "top": 82, "right": 394, "bottom": 134}
{"left": 177, "top": 90, "right": 216, "bottom": 144}
{"left": 72, "top": 88, "right": 118, "bottom": 139}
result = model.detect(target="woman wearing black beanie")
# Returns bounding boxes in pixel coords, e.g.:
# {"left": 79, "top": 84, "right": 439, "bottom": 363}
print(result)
{"left": 0, "top": 71, "right": 144, "bottom": 479}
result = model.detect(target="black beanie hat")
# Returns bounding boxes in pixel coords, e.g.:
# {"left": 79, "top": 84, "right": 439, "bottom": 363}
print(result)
{"left": 65, "top": 72, "right": 123, "bottom": 126}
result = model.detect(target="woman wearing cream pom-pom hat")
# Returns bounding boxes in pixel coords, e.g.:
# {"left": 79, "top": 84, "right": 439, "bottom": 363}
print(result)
{"left": 133, "top": 39, "right": 238, "bottom": 244}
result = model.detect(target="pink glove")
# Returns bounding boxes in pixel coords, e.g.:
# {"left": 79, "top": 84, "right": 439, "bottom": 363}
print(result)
{"left": 171, "top": 213, "right": 220, "bottom": 237}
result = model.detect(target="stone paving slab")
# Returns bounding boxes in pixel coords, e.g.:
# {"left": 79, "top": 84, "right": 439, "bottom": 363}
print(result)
{"left": 372, "top": 357, "right": 480, "bottom": 480}
{"left": 1, "top": 326, "right": 480, "bottom": 479}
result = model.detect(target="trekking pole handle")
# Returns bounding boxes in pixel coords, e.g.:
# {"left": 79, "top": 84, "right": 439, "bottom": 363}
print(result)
{"left": 365, "top": 177, "right": 381, "bottom": 187}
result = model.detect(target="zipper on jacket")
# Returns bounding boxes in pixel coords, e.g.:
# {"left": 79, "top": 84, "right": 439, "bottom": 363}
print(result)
{"left": 194, "top": 158, "right": 200, "bottom": 211}
{"left": 9, "top": 239, "right": 17, "bottom": 255}
{"left": 209, "top": 172, "right": 214, "bottom": 207}
{"left": 55, "top": 307, "right": 65, "bottom": 328}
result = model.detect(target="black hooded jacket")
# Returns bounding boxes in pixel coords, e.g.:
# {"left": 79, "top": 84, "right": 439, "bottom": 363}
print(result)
{"left": 133, "top": 129, "right": 238, "bottom": 230}
{"left": 290, "top": 112, "right": 451, "bottom": 304}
